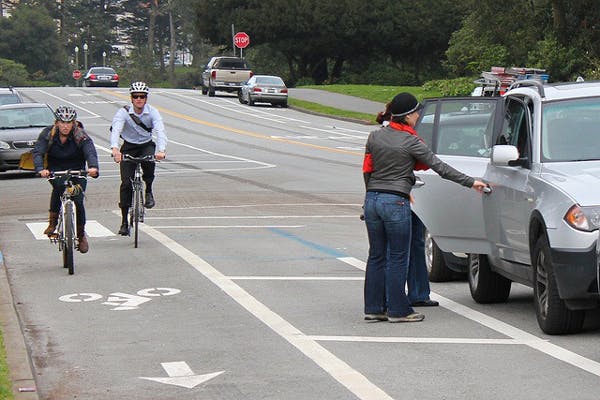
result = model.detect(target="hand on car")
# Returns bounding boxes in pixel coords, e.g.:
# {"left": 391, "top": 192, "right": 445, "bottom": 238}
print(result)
{"left": 471, "top": 180, "right": 489, "bottom": 193}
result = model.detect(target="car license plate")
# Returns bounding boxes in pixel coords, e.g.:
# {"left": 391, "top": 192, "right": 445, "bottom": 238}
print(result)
{"left": 99, "top": 76, "right": 109, "bottom": 80}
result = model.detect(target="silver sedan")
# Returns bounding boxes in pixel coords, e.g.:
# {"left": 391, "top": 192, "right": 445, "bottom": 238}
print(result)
{"left": 238, "top": 75, "right": 288, "bottom": 107}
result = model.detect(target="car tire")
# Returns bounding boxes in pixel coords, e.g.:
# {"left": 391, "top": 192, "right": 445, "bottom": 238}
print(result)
{"left": 468, "top": 253, "right": 511, "bottom": 303}
{"left": 208, "top": 84, "right": 215, "bottom": 97}
{"left": 425, "top": 229, "right": 454, "bottom": 282}
{"left": 238, "top": 90, "right": 246, "bottom": 104}
{"left": 248, "top": 96, "right": 255, "bottom": 106}
{"left": 201, "top": 85, "right": 208, "bottom": 95}
{"left": 533, "top": 235, "right": 585, "bottom": 334}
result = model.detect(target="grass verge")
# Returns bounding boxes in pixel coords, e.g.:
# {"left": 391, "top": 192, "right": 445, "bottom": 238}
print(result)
{"left": 291, "top": 84, "right": 442, "bottom": 123}
{"left": 0, "top": 328, "right": 15, "bottom": 400}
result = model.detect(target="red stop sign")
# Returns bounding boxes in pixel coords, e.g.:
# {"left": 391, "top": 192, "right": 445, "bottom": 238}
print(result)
{"left": 72, "top": 70, "right": 82, "bottom": 80}
{"left": 234, "top": 32, "right": 250, "bottom": 49}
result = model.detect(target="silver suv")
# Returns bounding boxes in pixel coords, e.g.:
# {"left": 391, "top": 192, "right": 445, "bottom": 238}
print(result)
{"left": 412, "top": 80, "right": 600, "bottom": 334}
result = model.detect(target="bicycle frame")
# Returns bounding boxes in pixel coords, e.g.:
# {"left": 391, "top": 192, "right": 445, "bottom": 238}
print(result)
{"left": 48, "top": 169, "right": 87, "bottom": 275}
{"left": 122, "top": 154, "right": 154, "bottom": 248}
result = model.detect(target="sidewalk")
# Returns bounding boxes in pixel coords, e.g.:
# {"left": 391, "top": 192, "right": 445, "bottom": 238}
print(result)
{"left": 0, "top": 252, "right": 38, "bottom": 400}
{"left": 288, "top": 88, "right": 385, "bottom": 116}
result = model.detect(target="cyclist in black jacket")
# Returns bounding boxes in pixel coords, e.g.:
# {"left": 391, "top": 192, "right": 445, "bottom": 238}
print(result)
{"left": 33, "top": 106, "right": 99, "bottom": 253}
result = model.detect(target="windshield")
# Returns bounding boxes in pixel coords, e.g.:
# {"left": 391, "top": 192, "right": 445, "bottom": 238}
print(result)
{"left": 0, "top": 107, "right": 55, "bottom": 128}
{"left": 542, "top": 98, "right": 600, "bottom": 162}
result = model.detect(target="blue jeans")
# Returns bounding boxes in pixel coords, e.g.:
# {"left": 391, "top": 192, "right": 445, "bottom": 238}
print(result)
{"left": 407, "top": 212, "right": 431, "bottom": 303}
{"left": 363, "top": 191, "right": 413, "bottom": 318}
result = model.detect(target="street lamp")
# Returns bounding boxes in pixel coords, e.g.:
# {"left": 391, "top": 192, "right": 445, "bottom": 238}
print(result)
{"left": 102, "top": 51, "right": 106, "bottom": 67}
{"left": 74, "top": 46, "right": 79, "bottom": 87}
{"left": 83, "top": 43, "right": 88, "bottom": 71}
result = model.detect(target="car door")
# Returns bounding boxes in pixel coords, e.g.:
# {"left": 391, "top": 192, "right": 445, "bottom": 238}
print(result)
{"left": 482, "top": 96, "right": 534, "bottom": 270}
{"left": 411, "top": 97, "right": 502, "bottom": 254}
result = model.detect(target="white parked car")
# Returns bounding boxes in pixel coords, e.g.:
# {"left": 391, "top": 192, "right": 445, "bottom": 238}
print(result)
{"left": 412, "top": 80, "right": 600, "bottom": 334}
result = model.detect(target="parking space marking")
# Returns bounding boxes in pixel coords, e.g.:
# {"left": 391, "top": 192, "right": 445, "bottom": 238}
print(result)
{"left": 141, "top": 224, "right": 394, "bottom": 400}
{"left": 337, "top": 256, "right": 600, "bottom": 377}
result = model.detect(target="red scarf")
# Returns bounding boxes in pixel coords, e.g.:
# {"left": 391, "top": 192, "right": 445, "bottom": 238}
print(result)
{"left": 362, "top": 122, "right": 430, "bottom": 173}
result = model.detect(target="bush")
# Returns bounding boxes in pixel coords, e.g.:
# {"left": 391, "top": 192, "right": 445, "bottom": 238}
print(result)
{"left": 422, "top": 77, "right": 476, "bottom": 96}
{"left": 0, "top": 58, "right": 28, "bottom": 86}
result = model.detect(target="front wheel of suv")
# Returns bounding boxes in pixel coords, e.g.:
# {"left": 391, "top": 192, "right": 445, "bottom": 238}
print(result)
{"left": 468, "top": 253, "right": 511, "bottom": 303}
{"left": 533, "top": 235, "right": 585, "bottom": 334}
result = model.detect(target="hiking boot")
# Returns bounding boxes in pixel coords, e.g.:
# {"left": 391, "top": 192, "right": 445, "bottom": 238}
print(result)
{"left": 144, "top": 192, "right": 155, "bottom": 209}
{"left": 388, "top": 312, "right": 425, "bottom": 323}
{"left": 77, "top": 225, "right": 88, "bottom": 254}
{"left": 118, "top": 223, "right": 129, "bottom": 236}
{"left": 43, "top": 212, "right": 59, "bottom": 236}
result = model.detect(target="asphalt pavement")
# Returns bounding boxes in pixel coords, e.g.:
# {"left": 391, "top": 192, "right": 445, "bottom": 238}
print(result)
{"left": 0, "top": 87, "right": 379, "bottom": 400}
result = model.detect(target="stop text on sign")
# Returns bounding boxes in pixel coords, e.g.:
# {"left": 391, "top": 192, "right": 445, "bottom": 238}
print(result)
{"left": 234, "top": 32, "right": 250, "bottom": 49}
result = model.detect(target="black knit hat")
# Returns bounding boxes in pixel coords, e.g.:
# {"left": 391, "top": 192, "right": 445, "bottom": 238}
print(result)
{"left": 390, "top": 92, "right": 421, "bottom": 117}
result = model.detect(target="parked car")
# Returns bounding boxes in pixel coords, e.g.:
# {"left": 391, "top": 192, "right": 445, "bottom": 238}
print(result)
{"left": 411, "top": 80, "right": 600, "bottom": 334}
{"left": 83, "top": 66, "right": 119, "bottom": 87}
{"left": 0, "top": 87, "right": 24, "bottom": 105}
{"left": 0, "top": 103, "right": 55, "bottom": 172}
{"left": 238, "top": 75, "right": 288, "bottom": 107}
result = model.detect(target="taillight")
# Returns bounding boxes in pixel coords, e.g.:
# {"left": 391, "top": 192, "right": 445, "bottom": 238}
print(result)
{"left": 253, "top": 88, "right": 262, "bottom": 92}
{"left": 113, "top": 74, "right": 119, "bottom": 80}
{"left": 211, "top": 71, "right": 216, "bottom": 78}
{"left": 281, "top": 89, "right": 288, "bottom": 93}
{"left": 90, "top": 74, "right": 97, "bottom": 79}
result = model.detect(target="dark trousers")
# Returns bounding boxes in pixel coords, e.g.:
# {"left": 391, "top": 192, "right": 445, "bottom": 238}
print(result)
{"left": 119, "top": 140, "right": 156, "bottom": 209}
{"left": 49, "top": 177, "right": 87, "bottom": 226}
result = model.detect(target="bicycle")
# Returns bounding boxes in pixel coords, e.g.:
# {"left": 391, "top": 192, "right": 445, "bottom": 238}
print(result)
{"left": 122, "top": 154, "right": 155, "bottom": 248}
{"left": 48, "top": 169, "right": 87, "bottom": 275}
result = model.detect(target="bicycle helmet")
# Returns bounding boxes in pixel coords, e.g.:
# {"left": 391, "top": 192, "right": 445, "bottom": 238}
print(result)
{"left": 54, "top": 105, "right": 77, "bottom": 122}
{"left": 129, "top": 81, "right": 150, "bottom": 94}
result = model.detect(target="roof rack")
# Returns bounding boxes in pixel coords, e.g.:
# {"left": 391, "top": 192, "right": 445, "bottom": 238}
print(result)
{"left": 508, "top": 79, "right": 545, "bottom": 98}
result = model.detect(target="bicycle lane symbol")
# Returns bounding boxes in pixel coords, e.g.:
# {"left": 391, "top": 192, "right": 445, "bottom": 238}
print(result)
{"left": 59, "top": 287, "right": 181, "bottom": 310}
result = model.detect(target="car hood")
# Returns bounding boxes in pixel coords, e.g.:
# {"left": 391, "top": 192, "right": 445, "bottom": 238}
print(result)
{"left": 541, "top": 161, "right": 600, "bottom": 206}
{"left": 0, "top": 126, "right": 43, "bottom": 142}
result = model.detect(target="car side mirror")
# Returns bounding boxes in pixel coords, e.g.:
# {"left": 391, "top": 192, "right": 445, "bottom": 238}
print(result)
{"left": 491, "top": 145, "right": 520, "bottom": 166}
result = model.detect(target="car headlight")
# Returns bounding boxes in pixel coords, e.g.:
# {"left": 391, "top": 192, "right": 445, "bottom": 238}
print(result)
{"left": 0, "top": 141, "right": 10, "bottom": 150}
{"left": 564, "top": 205, "right": 600, "bottom": 232}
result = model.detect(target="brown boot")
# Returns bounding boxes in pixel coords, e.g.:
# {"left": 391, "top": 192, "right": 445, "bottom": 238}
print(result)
{"left": 44, "top": 212, "right": 59, "bottom": 236}
{"left": 77, "top": 225, "right": 89, "bottom": 254}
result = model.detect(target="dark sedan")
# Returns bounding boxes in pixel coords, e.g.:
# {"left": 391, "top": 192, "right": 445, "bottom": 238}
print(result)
{"left": 83, "top": 67, "right": 119, "bottom": 87}
{"left": 0, "top": 103, "right": 55, "bottom": 172}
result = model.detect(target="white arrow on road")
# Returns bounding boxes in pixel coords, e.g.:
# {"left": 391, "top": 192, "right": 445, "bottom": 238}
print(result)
{"left": 140, "top": 362, "right": 224, "bottom": 389}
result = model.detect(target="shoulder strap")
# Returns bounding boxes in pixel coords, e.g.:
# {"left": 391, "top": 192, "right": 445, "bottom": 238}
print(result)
{"left": 124, "top": 105, "right": 153, "bottom": 132}
{"left": 46, "top": 126, "right": 58, "bottom": 150}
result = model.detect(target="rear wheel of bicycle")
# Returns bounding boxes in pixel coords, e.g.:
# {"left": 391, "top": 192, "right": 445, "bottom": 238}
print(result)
{"left": 63, "top": 203, "right": 75, "bottom": 275}
{"left": 133, "top": 185, "right": 141, "bottom": 248}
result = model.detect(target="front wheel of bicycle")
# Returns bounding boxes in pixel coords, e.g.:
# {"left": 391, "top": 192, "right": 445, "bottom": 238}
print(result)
{"left": 132, "top": 185, "right": 142, "bottom": 248}
{"left": 62, "top": 202, "right": 75, "bottom": 275}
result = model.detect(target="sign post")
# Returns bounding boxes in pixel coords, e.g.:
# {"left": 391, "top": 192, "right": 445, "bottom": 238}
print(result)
{"left": 233, "top": 32, "right": 250, "bottom": 58}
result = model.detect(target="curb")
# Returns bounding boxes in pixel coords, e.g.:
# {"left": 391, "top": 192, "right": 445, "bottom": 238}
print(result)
{"left": 0, "top": 252, "right": 39, "bottom": 400}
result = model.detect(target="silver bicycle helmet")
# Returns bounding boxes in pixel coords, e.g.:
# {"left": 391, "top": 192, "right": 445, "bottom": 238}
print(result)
{"left": 129, "top": 81, "right": 150, "bottom": 94}
{"left": 54, "top": 105, "right": 77, "bottom": 122}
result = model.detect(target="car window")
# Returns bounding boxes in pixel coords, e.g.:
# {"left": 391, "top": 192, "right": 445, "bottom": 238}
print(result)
{"left": 256, "top": 77, "right": 284, "bottom": 86}
{"left": 542, "top": 98, "right": 600, "bottom": 162}
{"left": 215, "top": 59, "right": 249, "bottom": 69}
{"left": 90, "top": 68, "right": 115, "bottom": 74}
{"left": 0, "top": 107, "right": 54, "bottom": 128}
{"left": 430, "top": 100, "right": 495, "bottom": 157}
{"left": 498, "top": 98, "right": 530, "bottom": 162}
{"left": 0, "top": 94, "right": 21, "bottom": 105}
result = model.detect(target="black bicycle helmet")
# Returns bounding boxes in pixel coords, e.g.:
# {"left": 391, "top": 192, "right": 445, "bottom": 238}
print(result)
{"left": 129, "top": 81, "right": 150, "bottom": 94}
{"left": 54, "top": 105, "right": 77, "bottom": 122}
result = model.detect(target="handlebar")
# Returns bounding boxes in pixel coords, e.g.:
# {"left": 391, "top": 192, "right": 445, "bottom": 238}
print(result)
{"left": 122, "top": 154, "right": 156, "bottom": 163}
{"left": 48, "top": 169, "right": 88, "bottom": 179}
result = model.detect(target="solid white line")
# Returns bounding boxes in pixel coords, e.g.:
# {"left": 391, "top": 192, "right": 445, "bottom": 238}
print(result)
{"left": 145, "top": 215, "right": 358, "bottom": 220}
{"left": 228, "top": 276, "right": 363, "bottom": 281}
{"left": 308, "top": 336, "right": 526, "bottom": 345}
{"left": 154, "top": 203, "right": 362, "bottom": 211}
{"left": 150, "top": 225, "right": 305, "bottom": 229}
{"left": 141, "top": 225, "right": 394, "bottom": 400}
{"left": 338, "top": 256, "right": 600, "bottom": 377}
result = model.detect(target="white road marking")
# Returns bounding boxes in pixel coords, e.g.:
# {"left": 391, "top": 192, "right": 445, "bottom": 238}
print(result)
{"left": 145, "top": 215, "right": 358, "bottom": 220}
{"left": 35, "top": 89, "right": 102, "bottom": 117}
{"left": 151, "top": 225, "right": 305, "bottom": 229}
{"left": 28, "top": 220, "right": 114, "bottom": 240}
{"left": 141, "top": 225, "right": 394, "bottom": 400}
{"left": 140, "top": 361, "right": 225, "bottom": 389}
{"left": 309, "top": 336, "right": 527, "bottom": 345}
{"left": 229, "top": 276, "right": 363, "bottom": 281}
{"left": 337, "top": 256, "right": 600, "bottom": 377}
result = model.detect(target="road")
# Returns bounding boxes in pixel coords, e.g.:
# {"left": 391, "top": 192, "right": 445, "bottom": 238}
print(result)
{"left": 1, "top": 87, "right": 600, "bottom": 400}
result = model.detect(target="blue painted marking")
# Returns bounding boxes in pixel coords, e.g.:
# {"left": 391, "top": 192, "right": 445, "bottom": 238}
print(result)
{"left": 268, "top": 227, "right": 345, "bottom": 258}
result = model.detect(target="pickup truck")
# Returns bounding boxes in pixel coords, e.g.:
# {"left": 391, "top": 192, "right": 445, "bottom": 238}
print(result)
{"left": 201, "top": 56, "right": 253, "bottom": 97}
